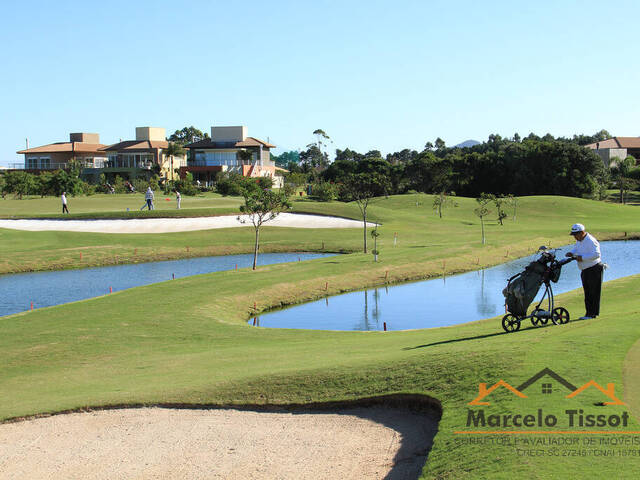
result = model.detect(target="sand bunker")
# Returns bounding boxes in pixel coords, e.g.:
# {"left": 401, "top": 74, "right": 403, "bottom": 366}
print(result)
{"left": 0, "top": 405, "right": 437, "bottom": 480}
{"left": 0, "top": 213, "right": 373, "bottom": 234}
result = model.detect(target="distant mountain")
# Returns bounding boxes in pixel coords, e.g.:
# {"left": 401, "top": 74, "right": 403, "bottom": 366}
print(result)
{"left": 454, "top": 139, "right": 480, "bottom": 148}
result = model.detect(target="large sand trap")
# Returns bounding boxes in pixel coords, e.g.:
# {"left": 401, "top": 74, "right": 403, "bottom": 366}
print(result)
{"left": 0, "top": 405, "right": 438, "bottom": 480}
{"left": 0, "top": 213, "right": 373, "bottom": 234}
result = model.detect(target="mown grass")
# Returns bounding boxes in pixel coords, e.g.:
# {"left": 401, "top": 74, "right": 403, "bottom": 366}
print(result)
{"left": 1, "top": 194, "right": 639, "bottom": 275}
{"left": 1, "top": 193, "right": 639, "bottom": 478}
{"left": 604, "top": 189, "right": 640, "bottom": 206}
{"left": 0, "top": 192, "right": 244, "bottom": 217}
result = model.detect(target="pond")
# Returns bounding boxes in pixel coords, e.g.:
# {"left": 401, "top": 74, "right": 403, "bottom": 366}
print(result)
{"left": 252, "top": 241, "right": 640, "bottom": 331}
{"left": 0, "top": 253, "right": 334, "bottom": 317}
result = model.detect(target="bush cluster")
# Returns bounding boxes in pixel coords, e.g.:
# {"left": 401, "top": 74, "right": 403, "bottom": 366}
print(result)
{"left": 215, "top": 172, "right": 273, "bottom": 196}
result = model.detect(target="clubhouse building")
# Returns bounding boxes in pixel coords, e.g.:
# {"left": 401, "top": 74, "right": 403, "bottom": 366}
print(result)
{"left": 15, "top": 125, "right": 280, "bottom": 185}
{"left": 181, "top": 126, "right": 278, "bottom": 186}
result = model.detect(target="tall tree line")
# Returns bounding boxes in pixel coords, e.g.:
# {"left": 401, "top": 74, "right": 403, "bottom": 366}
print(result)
{"left": 283, "top": 131, "right": 614, "bottom": 198}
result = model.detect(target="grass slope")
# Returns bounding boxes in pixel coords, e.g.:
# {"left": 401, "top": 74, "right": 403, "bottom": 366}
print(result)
{"left": 1, "top": 194, "right": 639, "bottom": 478}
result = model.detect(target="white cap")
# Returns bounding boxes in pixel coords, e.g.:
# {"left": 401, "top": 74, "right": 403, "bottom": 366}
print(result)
{"left": 570, "top": 223, "right": 585, "bottom": 235}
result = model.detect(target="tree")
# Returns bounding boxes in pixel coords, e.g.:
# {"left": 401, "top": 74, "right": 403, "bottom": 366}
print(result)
{"left": 432, "top": 191, "right": 457, "bottom": 218}
{"left": 168, "top": 126, "right": 208, "bottom": 145}
{"left": 311, "top": 129, "right": 331, "bottom": 154}
{"left": 312, "top": 181, "right": 339, "bottom": 201}
{"left": 386, "top": 149, "right": 418, "bottom": 165}
{"left": 371, "top": 226, "right": 380, "bottom": 262}
{"left": 299, "top": 145, "right": 329, "bottom": 170}
{"left": 2, "top": 171, "right": 37, "bottom": 199}
{"left": 164, "top": 142, "right": 185, "bottom": 179}
{"left": 611, "top": 156, "right": 637, "bottom": 204}
{"left": 283, "top": 172, "right": 308, "bottom": 196}
{"left": 506, "top": 194, "right": 518, "bottom": 221}
{"left": 272, "top": 150, "right": 300, "bottom": 167}
{"left": 493, "top": 194, "right": 508, "bottom": 225}
{"left": 238, "top": 188, "right": 291, "bottom": 270}
{"left": 335, "top": 148, "right": 364, "bottom": 162}
{"left": 571, "top": 129, "right": 611, "bottom": 146}
{"left": 474, "top": 194, "right": 493, "bottom": 245}
{"left": 339, "top": 172, "right": 390, "bottom": 253}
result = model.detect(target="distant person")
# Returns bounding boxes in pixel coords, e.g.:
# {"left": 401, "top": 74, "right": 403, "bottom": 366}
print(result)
{"left": 61, "top": 191, "right": 69, "bottom": 214}
{"left": 142, "top": 187, "right": 154, "bottom": 210}
{"left": 565, "top": 223, "right": 604, "bottom": 320}
{"left": 176, "top": 190, "right": 181, "bottom": 209}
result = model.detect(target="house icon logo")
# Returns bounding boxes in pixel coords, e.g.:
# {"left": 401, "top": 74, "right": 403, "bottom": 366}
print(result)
{"left": 468, "top": 367, "right": 625, "bottom": 406}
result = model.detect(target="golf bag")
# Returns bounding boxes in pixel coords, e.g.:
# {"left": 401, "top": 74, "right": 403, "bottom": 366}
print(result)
{"left": 502, "top": 251, "right": 564, "bottom": 317}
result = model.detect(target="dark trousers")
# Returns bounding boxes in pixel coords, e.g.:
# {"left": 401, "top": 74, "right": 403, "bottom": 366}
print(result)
{"left": 62, "top": 204, "right": 69, "bottom": 214}
{"left": 581, "top": 263, "right": 604, "bottom": 317}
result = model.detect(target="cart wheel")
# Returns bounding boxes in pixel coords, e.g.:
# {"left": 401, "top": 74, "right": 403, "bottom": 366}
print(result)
{"left": 530, "top": 309, "right": 541, "bottom": 326}
{"left": 502, "top": 314, "right": 521, "bottom": 333}
{"left": 552, "top": 307, "right": 570, "bottom": 325}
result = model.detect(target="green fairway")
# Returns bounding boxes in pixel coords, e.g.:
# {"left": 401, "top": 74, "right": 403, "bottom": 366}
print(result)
{"left": 1, "top": 194, "right": 639, "bottom": 275}
{"left": 1, "top": 194, "right": 639, "bottom": 478}
{"left": 0, "top": 192, "right": 245, "bottom": 217}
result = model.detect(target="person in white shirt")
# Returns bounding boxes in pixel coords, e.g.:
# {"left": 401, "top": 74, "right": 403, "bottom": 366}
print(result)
{"left": 61, "top": 191, "right": 69, "bottom": 214}
{"left": 565, "top": 223, "right": 603, "bottom": 320}
{"left": 143, "top": 187, "right": 154, "bottom": 210}
{"left": 175, "top": 190, "right": 181, "bottom": 209}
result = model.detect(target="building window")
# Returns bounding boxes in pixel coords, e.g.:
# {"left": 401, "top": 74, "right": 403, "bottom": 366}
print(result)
{"left": 26, "top": 157, "right": 51, "bottom": 169}
{"left": 542, "top": 383, "right": 552, "bottom": 394}
{"left": 193, "top": 151, "right": 241, "bottom": 166}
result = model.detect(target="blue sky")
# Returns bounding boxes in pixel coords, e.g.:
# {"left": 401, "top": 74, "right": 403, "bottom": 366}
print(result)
{"left": 2, "top": 0, "right": 639, "bottom": 165}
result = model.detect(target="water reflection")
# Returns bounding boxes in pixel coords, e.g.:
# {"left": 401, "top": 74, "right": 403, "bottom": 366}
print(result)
{"left": 255, "top": 240, "right": 640, "bottom": 331}
{"left": 0, "top": 253, "right": 334, "bottom": 317}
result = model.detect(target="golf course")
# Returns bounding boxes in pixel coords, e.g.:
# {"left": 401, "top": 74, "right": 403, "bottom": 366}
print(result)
{"left": 1, "top": 192, "right": 639, "bottom": 479}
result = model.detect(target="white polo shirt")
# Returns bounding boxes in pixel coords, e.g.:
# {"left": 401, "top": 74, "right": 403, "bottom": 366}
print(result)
{"left": 570, "top": 233, "right": 601, "bottom": 270}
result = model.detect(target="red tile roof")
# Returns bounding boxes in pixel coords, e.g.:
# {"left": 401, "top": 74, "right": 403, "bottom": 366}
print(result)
{"left": 585, "top": 137, "right": 640, "bottom": 149}
{"left": 185, "top": 137, "right": 275, "bottom": 149}
{"left": 17, "top": 142, "right": 107, "bottom": 154}
{"left": 101, "top": 140, "right": 169, "bottom": 151}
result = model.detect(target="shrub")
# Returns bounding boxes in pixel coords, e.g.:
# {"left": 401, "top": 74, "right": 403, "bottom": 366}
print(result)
{"left": 313, "top": 181, "right": 339, "bottom": 201}
{"left": 173, "top": 173, "right": 198, "bottom": 196}
{"left": 113, "top": 175, "right": 127, "bottom": 194}
{"left": 256, "top": 176, "right": 273, "bottom": 189}
{"left": 215, "top": 172, "right": 261, "bottom": 196}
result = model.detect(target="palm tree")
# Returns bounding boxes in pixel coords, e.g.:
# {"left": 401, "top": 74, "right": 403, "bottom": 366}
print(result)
{"left": 164, "top": 142, "right": 185, "bottom": 180}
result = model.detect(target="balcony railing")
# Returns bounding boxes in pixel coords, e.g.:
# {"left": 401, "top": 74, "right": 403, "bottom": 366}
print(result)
{"left": 10, "top": 163, "right": 68, "bottom": 170}
{"left": 104, "top": 161, "right": 153, "bottom": 169}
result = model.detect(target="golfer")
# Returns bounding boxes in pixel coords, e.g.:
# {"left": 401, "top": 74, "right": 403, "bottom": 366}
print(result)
{"left": 61, "top": 191, "right": 69, "bottom": 214}
{"left": 142, "top": 187, "right": 154, "bottom": 210}
{"left": 565, "top": 223, "right": 603, "bottom": 320}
